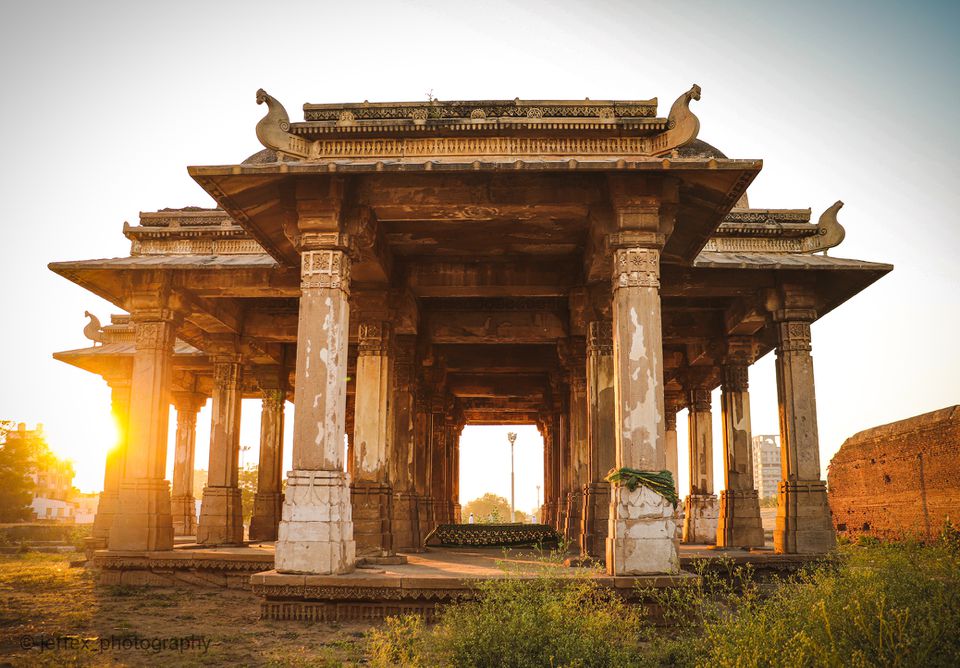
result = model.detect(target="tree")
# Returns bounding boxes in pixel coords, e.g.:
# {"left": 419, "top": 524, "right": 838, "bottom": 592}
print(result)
{"left": 0, "top": 421, "right": 35, "bottom": 522}
{"left": 462, "top": 493, "right": 512, "bottom": 524}
{"left": 239, "top": 464, "right": 259, "bottom": 524}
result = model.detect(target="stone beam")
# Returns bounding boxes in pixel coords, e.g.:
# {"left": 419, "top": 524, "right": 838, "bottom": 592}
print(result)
{"left": 403, "top": 260, "right": 574, "bottom": 298}
{"left": 426, "top": 310, "right": 567, "bottom": 344}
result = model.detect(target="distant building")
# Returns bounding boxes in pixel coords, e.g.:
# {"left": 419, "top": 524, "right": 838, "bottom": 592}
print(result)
{"left": 752, "top": 435, "right": 781, "bottom": 499}
{"left": 6, "top": 423, "right": 78, "bottom": 522}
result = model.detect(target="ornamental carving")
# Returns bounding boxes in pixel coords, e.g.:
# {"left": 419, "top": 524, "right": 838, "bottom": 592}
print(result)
{"left": 778, "top": 320, "right": 813, "bottom": 353}
{"left": 358, "top": 321, "right": 392, "bottom": 356}
{"left": 133, "top": 320, "right": 173, "bottom": 351}
{"left": 213, "top": 360, "right": 242, "bottom": 391}
{"left": 689, "top": 388, "right": 711, "bottom": 412}
{"left": 410, "top": 108, "right": 428, "bottom": 122}
{"left": 526, "top": 107, "right": 543, "bottom": 119}
{"left": 721, "top": 364, "right": 749, "bottom": 392}
{"left": 613, "top": 248, "right": 660, "bottom": 289}
{"left": 469, "top": 109, "right": 486, "bottom": 120}
{"left": 301, "top": 250, "right": 350, "bottom": 293}
{"left": 587, "top": 321, "right": 613, "bottom": 355}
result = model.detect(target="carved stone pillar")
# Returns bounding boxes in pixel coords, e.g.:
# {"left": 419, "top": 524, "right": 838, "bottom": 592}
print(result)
{"left": 249, "top": 370, "right": 286, "bottom": 542}
{"left": 275, "top": 248, "right": 355, "bottom": 574}
{"left": 543, "top": 412, "right": 561, "bottom": 529}
{"left": 581, "top": 320, "right": 614, "bottom": 559}
{"left": 92, "top": 374, "right": 131, "bottom": 548}
{"left": 413, "top": 392, "right": 433, "bottom": 543}
{"left": 663, "top": 396, "right": 681, "bottom": 495}
{"left": 108, "top": 301, "right": 177, "bottom": 552}
{"left": 717, "top": 351, "right": 764, "bottom": 548}
{"left": 449, "top": 420, "right": 462, "bottom": 523}
{"left": 351, "top": 320, "right": 395, "bottom": 557}
{"left": 430, "top": 397, "right": 449, "bottom": 526}
{"left": 390, "top": 336, "right": 419, "bottom": 550}
{"left": 197, "top": 356, "right": 244, "bottom": 546}
{"left": 564, "top": 368, "right": 587, "bottom": 545}
{"left": 773, "top": 290, "right": 835, "bottom": 554}
{"left": 682, "top": 388, "right": 719, "bottom": 544}
{"left": 606, "top": 246, "right": 678, "bottom": 574}
{"left": 171, "top": 392, "right": 205, "bottom": 537}
{"left": 556, "top": 408, "right": 569, "bottom": 534}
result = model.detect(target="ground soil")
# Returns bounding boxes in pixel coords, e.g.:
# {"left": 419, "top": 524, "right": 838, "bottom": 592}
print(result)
{"left": 0, "top": 552, "right": 372, "bottom": 667}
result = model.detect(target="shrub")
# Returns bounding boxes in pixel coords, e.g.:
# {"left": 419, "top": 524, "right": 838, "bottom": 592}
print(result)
{"left": 645, "top": 543, "right": 960, "bottom": 667}
{"left": 368, "top": 565, "right": 646, "bottom": 667}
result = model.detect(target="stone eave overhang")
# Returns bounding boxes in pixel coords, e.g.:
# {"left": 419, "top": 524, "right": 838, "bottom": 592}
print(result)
{"left": 187, "top": 157, "right": 762, "bottom": 267}
{"left": 53, "top": 342, "right": 206, "bottom": 377}
{"left": 289, "top": 117, "right": 667, "bottom": 139}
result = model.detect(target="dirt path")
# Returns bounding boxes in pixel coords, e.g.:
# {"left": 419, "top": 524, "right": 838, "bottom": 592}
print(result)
{"left": 0, "top": 552, "right": 372, "bottom": 667}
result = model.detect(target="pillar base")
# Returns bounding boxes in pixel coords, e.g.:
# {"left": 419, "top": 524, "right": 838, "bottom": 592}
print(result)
{"left": 92, "top": 491, "right": 119, "bottom": 543}
{"left": 682, "top": 494, "right": 719, "bottom": 545}
{"left": 276, "top": 470, "right": 355, "bottom": 575}
{"left": 351, "top": 481, "right": 393, "bottom": 557}
{"left": 581, "top": 482, "right": 609, "bottom": 559}
{"left": 557, "top": 505, "right": 568, "bottom": 534}
{"left": 108, "top": 479, "right": 174, "bottom": 552}
{"left": 171, "top": 494, "right": 197, "bottom": 537}
{"left": 452, "top": 503, "right": 462, "bottom": 524}
{"left": 605, "top": 484, "right": 679, "bottom": 575}
{"left": 564, "top": 490, "right": 583, "bottom": 545}
{"left": 249, "top": 491, "right": 284, "bottom": 542}
{"left": 391, "top": 492, "right": 420, "bottom": 551}
{"left": 417, "top": 495, "right": 434, "bottom": 544}
{"left": 197, "top": 487, "right": 244, "bottom": 546}
{"left": 717, "top": 489, "right": 764, "bottom": 548}
{"left": 432, "top": 500, "right": 450, "bottom": 526}
{"left": 775, "top": 480, "right": 835, "bottom": 554}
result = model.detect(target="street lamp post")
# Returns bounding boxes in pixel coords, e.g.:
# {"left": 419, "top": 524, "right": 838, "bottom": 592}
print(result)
{"left": 536, "top": 484, "right": 541, "bottom": 523}
{"left": 507, "top": 432, "right": 517, "bottom": 522}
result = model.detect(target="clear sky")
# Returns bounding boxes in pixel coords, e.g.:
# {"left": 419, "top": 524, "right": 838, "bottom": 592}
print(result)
{"left": 0, "top": 1, "right": 957, "bottom": 504}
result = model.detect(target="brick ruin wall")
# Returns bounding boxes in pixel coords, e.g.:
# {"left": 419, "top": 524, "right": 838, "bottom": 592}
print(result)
{"left": 827, "top": 406, "right": 960, "bottom": 541}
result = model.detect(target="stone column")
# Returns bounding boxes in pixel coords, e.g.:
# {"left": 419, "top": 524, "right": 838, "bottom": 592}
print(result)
{"left": 564, "top": 369, "right": 587, "bottom": 545}
{"left": 682, "top": 389, "right": 719, "bottom": 544}
{"left": 171, "top": 392, "right": 205, "bottom": 537}
{"left": 351, "top": 320, "right": 395, "bottom": 556}
{"left": 108, "top": 300, "right": 177, "bottom": 552}
{"left": 92, "top": 374, "right": 131, "bottom": 548}
{"left": 249, "top": 370, "right": 286, "bottom": 542}
{"left": 717, "top": 352, "right": 765, "bottom": 548}
{"left": 450, "top": 421, "right": 462, "bottom": 523}
{"left": 413, "top": 392, "right": 433, "bottom": 543}
{"left": 581, "top": 320, "right": 614, "bottom": 559}
{"left": 773, "top": 288, "right": 835, "bottom": 553}
{"left": 390, "top": 336, "right": 418, "bottom": 550}
{"left": 544, "top": 412, "right": 561, "bottom": 528}
{"left": 557, "top": 408, "right": 570, "bottom": 534}
{"left": 663, "top": 400, "right": 680, "bottom": 495}
{"left": 197, "top": 356, "right": 244, "bottom": 546}
{"left": 275, "top": 248, "right": 355, "bottom": 574}
{"left": 606, "top": 246, "right": 678, "bottom": 575}
{"left": 430, "top": 397, "right": 449, "bottom": 526}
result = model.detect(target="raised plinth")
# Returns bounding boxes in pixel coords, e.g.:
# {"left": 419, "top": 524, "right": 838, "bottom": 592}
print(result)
{"left": 717, "top": 489, "right": 764, "bottom": 548}
{"left": 253, "top": 548, "right": 695, "bottom": 622}
{"left": 682, "top": 494, "right": 719, "bottom": 545}
{"left": 606, "top": 484, "right": 680, "bottom": 575}
{"left": 275, "top": 470, "right": 355, "bottom": 575}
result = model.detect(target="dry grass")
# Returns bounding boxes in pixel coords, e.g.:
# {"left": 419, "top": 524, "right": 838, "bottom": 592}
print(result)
{"left": 0, "top": 552, "right": 371, "bottom": 667}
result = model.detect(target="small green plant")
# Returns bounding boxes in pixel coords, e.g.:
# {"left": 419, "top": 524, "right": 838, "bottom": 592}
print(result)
{"left": 605, "top": 468, "right": 678, "bottom": 508}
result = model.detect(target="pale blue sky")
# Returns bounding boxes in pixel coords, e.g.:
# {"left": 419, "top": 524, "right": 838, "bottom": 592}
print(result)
{"left": 0, "top": 1, "right": 956, "bottom": 506}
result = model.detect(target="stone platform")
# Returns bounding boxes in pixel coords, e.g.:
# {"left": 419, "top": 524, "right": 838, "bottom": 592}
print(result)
{"left": 253, "top": 547, "right": 696, "bottom": 621}
{"left": 89, "top": 540, "right": 819, "bottom": 619}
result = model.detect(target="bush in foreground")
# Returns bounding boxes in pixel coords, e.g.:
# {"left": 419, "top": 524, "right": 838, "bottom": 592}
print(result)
{"left": 369, "top": 537, "right": 960, "bottom": 667}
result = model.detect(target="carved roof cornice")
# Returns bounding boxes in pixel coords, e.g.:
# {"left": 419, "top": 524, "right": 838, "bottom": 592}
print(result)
{"left": 124, "top": 208, "right": 265, "bottom": 256}
{"left": 252, "top": 86, "right": 703, "bottom": 160}
{"left": 704, "top": 202, "right": 847, "bottom": 254}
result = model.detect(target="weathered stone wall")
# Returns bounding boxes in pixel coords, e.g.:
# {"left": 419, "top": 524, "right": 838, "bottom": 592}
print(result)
{"left": 828, "top": 406, "right": 960, "bottom": 540}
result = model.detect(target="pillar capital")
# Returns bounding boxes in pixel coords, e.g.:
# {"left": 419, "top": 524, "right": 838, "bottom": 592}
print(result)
{"left": 300, "top": 248, "right": 351, "bottom": 294}
{"left": 721, "top": 364, "right": 749, "bottom": 393}
{"left": 171, "top": 391, "right": 206, "bottom": 415}
{"left": 358, "top": 320, "right": 393, "bottom": 356}
{"left": 586, "top": 320, "right": 613, "bottom": 355}
{"left": 612, "top": 246, "right": 660, "bottom": 290}
{"left": 688, "top": 388, "right": 711, "bottom": 412}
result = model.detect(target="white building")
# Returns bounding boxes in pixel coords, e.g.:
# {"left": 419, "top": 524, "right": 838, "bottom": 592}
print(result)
{"left": 752, "top": 435, "right": 781, "bottom": 499}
